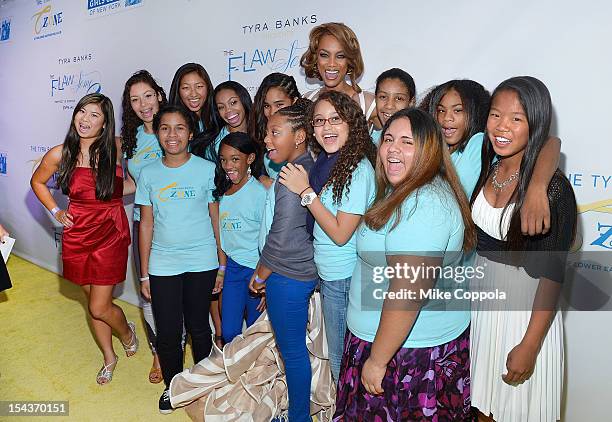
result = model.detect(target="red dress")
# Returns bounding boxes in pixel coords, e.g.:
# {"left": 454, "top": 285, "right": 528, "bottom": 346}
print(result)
{"left": 62, "top": 165, "right": 130, "bottom": 285}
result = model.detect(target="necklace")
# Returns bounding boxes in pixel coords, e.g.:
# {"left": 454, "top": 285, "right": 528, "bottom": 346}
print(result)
{"left": 491, "top": 161, "right": 520, "bottom": 191}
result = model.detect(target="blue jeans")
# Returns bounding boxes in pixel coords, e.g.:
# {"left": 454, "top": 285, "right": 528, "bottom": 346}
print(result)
{"left": 320, "top": 277, "right": 351, "bottom": 381}
{"left": 221, "top": 258, "right": 262, "bottom": 344}
{"left": 266, "top": 273, "right": 317, "bottom": 422}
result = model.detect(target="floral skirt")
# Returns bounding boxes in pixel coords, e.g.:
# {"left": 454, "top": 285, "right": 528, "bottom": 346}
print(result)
{"left": 333, "top": 327, "right": 473, "bottom": 421}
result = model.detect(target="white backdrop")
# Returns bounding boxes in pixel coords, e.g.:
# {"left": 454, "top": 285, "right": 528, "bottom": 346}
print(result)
{"left": 0, "top": 0, "right": 610, "bottom": 420}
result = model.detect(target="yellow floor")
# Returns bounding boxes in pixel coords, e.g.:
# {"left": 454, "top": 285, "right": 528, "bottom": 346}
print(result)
{"left": 0, "top": 256, "right": 192, "bottom": 421}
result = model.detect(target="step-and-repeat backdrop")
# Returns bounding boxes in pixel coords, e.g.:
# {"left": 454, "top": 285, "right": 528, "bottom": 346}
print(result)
{"left": 0, "top": 0, "right": 610, "bottom": 419}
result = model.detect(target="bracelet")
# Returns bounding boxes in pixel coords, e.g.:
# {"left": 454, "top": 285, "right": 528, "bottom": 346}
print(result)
{"left": 299, "top": 186, "right": 312, "bottom": 198}
{"left": 50, "top": 207, "right": 61, "bottom": 216}
{"left": 218, "top": 265, "right": 226, "bottom": 271}
{"left": 255, "top": 275, "right": 266, "bottom": 284}
{"left": 139, "top": 276, "right": 149, "bottom": 282}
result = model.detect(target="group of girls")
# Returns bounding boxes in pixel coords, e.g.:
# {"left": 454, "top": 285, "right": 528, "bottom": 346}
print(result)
{"left": 29, "top": 20, "right": 576, "bottom": 422}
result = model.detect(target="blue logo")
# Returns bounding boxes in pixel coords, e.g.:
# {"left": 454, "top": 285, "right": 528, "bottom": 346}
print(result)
{"left": 31, "top": 3, "right": 63, "bottom": 40}
{"left": 49, "top": 70, "right": 103, "bottom": 110}
{"left": 226, "top": 39, "right": 307, "bottom": 80}
{"left": 1, "top": 17, "right": 11, "bottom": 42}
{"left": 87, "top": 0, "right": 143, "bottom": 18}
{"left": 87, "top": 0, "right": 120, "bottom": 10}
{"left": 591, "top": 223, "right": 612, "bottom": 250}
{"left": 0, "top": 152, "right": 7, "bottom": 176}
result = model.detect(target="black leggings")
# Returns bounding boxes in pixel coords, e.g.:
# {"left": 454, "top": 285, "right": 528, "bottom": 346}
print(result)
{"left": 150, "top": 270, "right": 215, "bottom": 387}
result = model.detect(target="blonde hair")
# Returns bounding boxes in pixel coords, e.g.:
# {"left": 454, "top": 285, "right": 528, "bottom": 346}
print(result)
{"left": 300, "top": 22, "right": 365, "bottom": 93}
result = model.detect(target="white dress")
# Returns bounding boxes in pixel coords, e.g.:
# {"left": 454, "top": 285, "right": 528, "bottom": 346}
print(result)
{"left": 303, "top": 88, "right": 376, "bottom": 120}
{"left": 470, "top": 190, "right": 563, "bottom": 422}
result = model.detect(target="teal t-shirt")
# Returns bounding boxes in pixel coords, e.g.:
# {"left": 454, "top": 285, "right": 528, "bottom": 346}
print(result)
{"left": 213, "top": 126, "right": 229, "bottom": 155}
{"left": 135, "top": 155, "right": 218, "bottom": 276}
{"left": 451, "top": 132, "right": 484, "bottom": 198}
{"left": 346, "top": 178, "right": 470, "bottom": 348}
{"left": 219, "top": 177, "right": 267, "bottom": 269}
{"left": 264, "top": 155, "right": 286, "bottom": 179}
{"left": 259, "top": 179, "right": 276, "bottom": 252}
{"left": 314, "top": 158, "right": 375, "bottom": 281}
{"left": 127, "top": 125, "right": 163, "bottom": 221}
{"left": 371, "top": 129, "right": 382, "bottom": 147}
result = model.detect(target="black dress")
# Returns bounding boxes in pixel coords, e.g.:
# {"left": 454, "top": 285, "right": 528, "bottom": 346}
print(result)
{"left": 0, "top": 255, "right": 11, "bottom": 292}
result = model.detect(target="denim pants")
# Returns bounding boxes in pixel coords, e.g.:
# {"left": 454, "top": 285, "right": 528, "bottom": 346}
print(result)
{"left": 221, "top": 257, "right": 262, "bottom": 343}
{"left": 320, "top": 277, "right": 351, "bottom": 381}
{"left": 266, "top": 272, "right": 317, "bottom": 422}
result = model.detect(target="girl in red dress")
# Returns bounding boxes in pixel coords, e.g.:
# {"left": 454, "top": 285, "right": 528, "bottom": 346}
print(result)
{"left": 31, "top": 93, "right": 138, "bottom": 385}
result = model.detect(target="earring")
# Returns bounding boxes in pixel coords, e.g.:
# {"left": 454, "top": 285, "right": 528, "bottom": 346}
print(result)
{"left": 295, "top": 143, "right": 299, "bottom": 149}
{"left": 225, "top": 173, "right": 230, "bottom": 181}
{"left": 347, "top": 67, "right": 353, "bottom": 75}
{"left": 247, "top": 167, "right": 252, "bottom": 177}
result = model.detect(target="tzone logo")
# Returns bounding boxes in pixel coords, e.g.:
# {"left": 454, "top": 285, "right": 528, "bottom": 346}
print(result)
{"left": 157, "top": 183, "right": 197, "bottom": 202}
{"left": 591, "top": 223, "right": 612, "bottom": 250}
{"left": 31, "top": 3, "right": 63, "bottom": 40}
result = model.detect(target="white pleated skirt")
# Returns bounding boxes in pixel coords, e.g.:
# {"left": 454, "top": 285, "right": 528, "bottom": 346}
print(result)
{"left": 470, "top": 253, "right": 563, "bottom": 422}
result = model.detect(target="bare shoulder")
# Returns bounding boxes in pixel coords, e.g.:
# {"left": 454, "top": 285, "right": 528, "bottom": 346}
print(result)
{"left": 44, "top": 144, "right": 63, "bottom": 164}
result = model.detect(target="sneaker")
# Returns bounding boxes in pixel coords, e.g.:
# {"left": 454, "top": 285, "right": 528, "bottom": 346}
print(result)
{"left": 158, "top": 389, "right": 174, "bottom": 414}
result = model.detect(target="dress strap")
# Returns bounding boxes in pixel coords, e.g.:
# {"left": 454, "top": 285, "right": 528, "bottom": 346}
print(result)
{"left": 364, "top": 96, "right": 377, "bottom": 120}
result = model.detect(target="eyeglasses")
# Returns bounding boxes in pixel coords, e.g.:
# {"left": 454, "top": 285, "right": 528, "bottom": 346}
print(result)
{"left": 311, "top": 116, "right": 344, "bottom": 127}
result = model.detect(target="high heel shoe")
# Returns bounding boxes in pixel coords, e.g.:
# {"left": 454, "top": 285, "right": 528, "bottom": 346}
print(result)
{"left": 122, "top": 321, "right": 139, "bottom": 357}
{"left": 96, "top": 355, "right": 118, "bottom": 385}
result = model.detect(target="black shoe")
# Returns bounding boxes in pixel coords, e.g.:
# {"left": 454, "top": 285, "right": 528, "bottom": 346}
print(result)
{"left": 158, "top": 389, "right": 174, "bottom": 414}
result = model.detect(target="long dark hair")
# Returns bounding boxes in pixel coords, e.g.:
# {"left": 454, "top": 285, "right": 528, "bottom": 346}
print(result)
{"left": 365, "top": 108, "right": 476, "bottom": 251}
{"left": 213, "top": 132, "right": 265, "bottom": 200}
{"left": 57, "top": 93, "right": 116, "bottom": 201}
{"left": 168, "top": 63, "right": 217, "bottom": 136}
{"left": 192, "top": 81, "right": 253, "bottom": 162}
{"left": 427, "top": 79, "right": 490, "bottom": 152}
{"left": 307, "top": 90, "right": 376, "bottom": 204}
{"left": 248, "top": 73, "right": 301, "bottom": 150}
{"left": 120, "top": 70, "right": 167, "bottom": 159}
{"left": 471, "top": 76, "right": 552, "bottom": 249}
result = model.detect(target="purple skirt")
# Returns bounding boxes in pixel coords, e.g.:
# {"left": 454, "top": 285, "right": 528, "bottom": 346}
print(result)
{"left": 333, "top": 327, "right": 473, "bottom": 421}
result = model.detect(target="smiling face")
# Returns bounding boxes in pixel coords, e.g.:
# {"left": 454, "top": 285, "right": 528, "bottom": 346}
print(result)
{"left": 379, "top": 117, "right": 416, "bottom": 186}
{"left": 216, "top": 88, "right": 247, "bottom": 131}
{"left": 157, "top": 112, "right": 193, "bottom": 157}
{"left": 219, "top": 143, "right": 254, "bottom": 185}
{"left": 179, "top": 71, "right": 207, "bottom": 116}
{"left": 436, "top": 88, "right": 467, "bottom": 149}
{"left": 74, "top": 102, "right": 105, "bottom": 140}
{"left": 312, "top": 100, "right": 349, "bottom": 154}
{"left": 263, "top": 87, "right": 294, "bottom": 118}
{"left": 376, "top": 78, "right": 412, "bottom": 127}
{"left": 264, "top": 114, "right": 303, "bottom": 163}
{"left": 487, "top": 89, "right": 529, "bottom": 159}
{"left": 316, "top": 34, "right": 349, "bottom": 89}
{"left": 129, "top": 81, "right": 162, "bottom": 124}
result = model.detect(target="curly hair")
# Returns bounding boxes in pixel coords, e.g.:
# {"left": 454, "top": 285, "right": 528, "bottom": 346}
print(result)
{"left": 307, "top": 90, "right": 376, "bottom": 205}
{"left": 300, "top": 22, "right": 364, "bottom": 93}
{"left": 248, "top": 73, "right": 301, "bottom": 148}
{"left": 120, "top": 70, "right": 167, "bottom": 159}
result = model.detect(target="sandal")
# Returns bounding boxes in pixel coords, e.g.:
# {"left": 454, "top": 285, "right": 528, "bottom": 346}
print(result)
{"left": 96, "top": 355, "right": 118, "bottom": 385}
{"left": 149, "top": 365, "right": 163, "bottom": 384}
{"left": 121, "top": 321, "right": 139, "bottom": 357}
